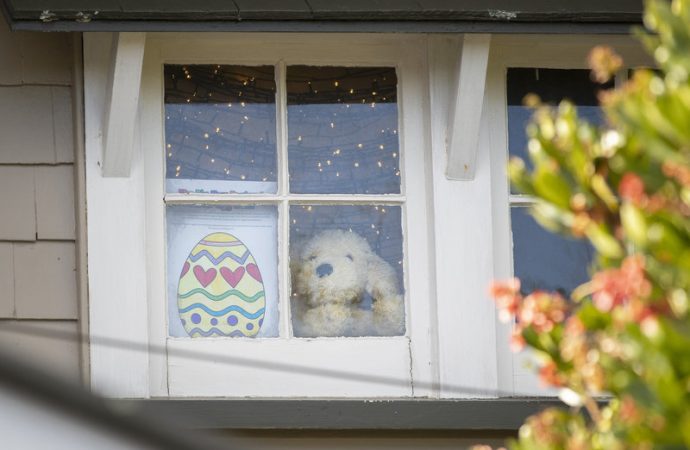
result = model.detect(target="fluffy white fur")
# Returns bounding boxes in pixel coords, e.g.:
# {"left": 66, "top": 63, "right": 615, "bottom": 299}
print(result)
{"left": 291, "top": 229, "right": 405, "bottom": 337}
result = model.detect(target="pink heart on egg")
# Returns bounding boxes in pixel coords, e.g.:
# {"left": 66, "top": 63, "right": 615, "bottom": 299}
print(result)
{"left": 193, "top": 266, "right": 216, "bottom": 287}
{"left": 180, "top": 261, "right": 190, "bottom": 278}
{"left": 246, "top": 263, "right": 262, "bottom": 282}
{"left": 220, "top": 266, "right": 245, "bottom": 288}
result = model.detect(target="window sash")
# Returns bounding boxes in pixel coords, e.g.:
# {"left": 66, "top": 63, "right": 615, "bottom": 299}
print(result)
{"left": 138, "top": 34, "right": 436, "bottom": 398}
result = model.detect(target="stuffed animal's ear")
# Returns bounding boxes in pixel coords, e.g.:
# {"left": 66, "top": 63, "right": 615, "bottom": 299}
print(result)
{"left": 365, "top": 253, "right": 399, "bottom": 300}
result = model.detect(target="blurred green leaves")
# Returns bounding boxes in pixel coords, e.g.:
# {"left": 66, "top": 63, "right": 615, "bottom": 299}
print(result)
{"left": 492, "top": 1, "right": 690, "bottom": 448}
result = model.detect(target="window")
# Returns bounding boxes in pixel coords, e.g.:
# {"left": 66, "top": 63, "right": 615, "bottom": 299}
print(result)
{"left": 164, "top": 64, "right": 405, "bottom": 339}
{"left": 489, "top": 36, "right": 653, "bottom": 395}
{"left": 507, "top": 68, "right": 606, "bottom": 297}
{"left": 136, "top": 35, "right": 435, "bottom": 398}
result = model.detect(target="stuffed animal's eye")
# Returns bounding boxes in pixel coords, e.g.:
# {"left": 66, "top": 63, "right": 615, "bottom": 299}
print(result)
{"left": 308, "top": 255, "right": 317, "bottom": 261}
{"left": 346, "top": 254, "right": 353, "bottom": 261}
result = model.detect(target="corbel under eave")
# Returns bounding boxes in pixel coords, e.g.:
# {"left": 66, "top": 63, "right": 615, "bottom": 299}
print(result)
{"left": 446, "top": 33, "right": 491, "bottom": 181}
{"left": 101, "top": 32, "right": 146, "bottom": 178}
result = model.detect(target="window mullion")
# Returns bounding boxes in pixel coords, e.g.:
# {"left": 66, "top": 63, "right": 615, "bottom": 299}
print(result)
{"left": 276, "top": 60, "right": 289, "bottom": 196}
{"left": 276, "top": 60, "right": 292, "bottom": 337}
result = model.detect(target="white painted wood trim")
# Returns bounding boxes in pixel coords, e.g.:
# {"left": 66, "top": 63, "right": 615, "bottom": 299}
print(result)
{"left": 72, "top": 33, "right": 91, "bottom": 386}
{"left": 428, "top": 35, "right": 499, "bottom": 398}
{"left": 167, "top": 338, "right": 412, "bottom": 397}
{"left": 141, "top": 39, "right": 169, "bottom": 397}
{"left": 102, "top": 32, "right": 146, "bottom": 178}
{"left": 486, "top": 50, "right": 515, "bottom": 397}
{"left": 84, "top": 33, "right": 150, "bottom": 398}
{"left": 445, "top": 34, "right": 490, "bottom": 181}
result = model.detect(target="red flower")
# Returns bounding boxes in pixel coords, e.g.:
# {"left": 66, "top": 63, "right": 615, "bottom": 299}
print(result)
{"left": 510, "top": 331, "right": 526, "bottom": 352}
{"left": 539, "top": 361, "right": 565, "bottom": 387}
{"left": 618, "top": 172, "right": 646, "bottom": 204}
{"left": 518, "top": 291, "right": 568, "bottom": 333}
{"left": 591, "top": 255, "right": 651, "bottom": 312}
{"left": 489, "top": 278, "right": 522, "bottom": 323}
{"left": 619, "top": 395, "right": 642, "bottom": 425}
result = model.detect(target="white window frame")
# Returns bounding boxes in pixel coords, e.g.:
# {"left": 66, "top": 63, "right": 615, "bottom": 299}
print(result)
{"left": 487, "top": 35, "right": 653, "bottom": 396}
{"left": 86, "top": 33, "right": 439, "bottom": 399}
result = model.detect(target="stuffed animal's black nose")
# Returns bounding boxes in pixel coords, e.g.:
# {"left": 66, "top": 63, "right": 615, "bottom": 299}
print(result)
{"left": 316, "top": 263, "right": 333, "bottom": 278}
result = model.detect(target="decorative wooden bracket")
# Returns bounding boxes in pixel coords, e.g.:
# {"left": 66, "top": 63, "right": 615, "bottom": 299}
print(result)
{"left": 102, "top": 32, "right": 146, "bottom": 177}
{"left": 446, "top": 34, "right": 491, "bottom": 181}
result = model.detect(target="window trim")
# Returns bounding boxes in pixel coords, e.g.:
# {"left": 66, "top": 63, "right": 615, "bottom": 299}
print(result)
{"left": 86, "top": 32, "right": 438, "bottom": 399}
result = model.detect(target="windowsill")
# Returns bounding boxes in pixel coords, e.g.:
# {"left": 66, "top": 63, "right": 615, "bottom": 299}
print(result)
{"left": 115, "top": 398, "right": 562, "bottom": 430}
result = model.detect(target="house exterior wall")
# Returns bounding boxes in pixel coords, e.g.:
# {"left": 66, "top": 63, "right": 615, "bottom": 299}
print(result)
{"left": 0, "top": 22, "right": 516, "bottom": 447}
{"left": 0, "top": 19, "right": 81, "bottom": 380}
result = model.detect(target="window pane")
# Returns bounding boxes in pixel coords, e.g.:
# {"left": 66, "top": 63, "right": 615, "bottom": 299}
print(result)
{"left": 164, "top": 65, "right": 277, "bottom": 194}
{"left": 287, "top": 66, "right": 401, "bottom": 194}
{"left": 511, "top": 207, "right": 594, "bottom": 297}
{"left": 289, "top": 204, "right": 405, "bottom": 337}
{"left": 507, "top": 68, "right": 612, "bottom": 174}
{"left": 167, "top": 205, "right": 278, "bottom": 338}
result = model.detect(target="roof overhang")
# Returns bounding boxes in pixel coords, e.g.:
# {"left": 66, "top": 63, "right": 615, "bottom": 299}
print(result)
{"left": 1, "top": 0, "right": 642, "bottom": 33}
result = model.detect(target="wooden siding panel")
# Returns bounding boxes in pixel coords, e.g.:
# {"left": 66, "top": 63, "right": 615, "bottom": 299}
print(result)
{"left": 0, "top": 166, "right": 36, "bottom": 241}
{"left": 0, "top": 86, "right": 56, "bottom": 164}
{"left": 0, "top": 243, "right": 13, "bottom": 317}
{"left": 52, "top": 86, "right": 75, "bottom": 163}
{"left": 0, "top": 20, "right": 22, "bottom": 85}
{"left": 13, "top": 241, "right": 77, "bottom": 319}
{"left": 19, "top": 31, "right": 72, "bottom": 85}
{"left": 0, "top": 320, "right": 80, "bottom": 379}
{"left": 35, "top": 165, "right": 76, "bottom": 240}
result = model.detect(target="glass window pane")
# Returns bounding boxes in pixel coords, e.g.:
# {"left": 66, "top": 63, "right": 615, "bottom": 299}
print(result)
{"left": 511, "top": 207, "right": 594, "bottom": 297}
{"left": 507, "top": 68, "right": 612, "bottom": 175}
{"left": 164, "top": 65, "right": 277, "bottom": 194}
{"left": 289, "top": 204, "right": 405, "bottom": 337}
{"left": 287, "top": 66, "right": 401, "bottom": 194}
{"left": 167, "top": 205, "right": 278, "bottom": 338}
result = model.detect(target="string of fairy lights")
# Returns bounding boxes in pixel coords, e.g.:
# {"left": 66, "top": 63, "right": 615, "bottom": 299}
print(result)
{"left": 164, "top": 64, "right": 405, "bottom": 282}
{"left": 164, "top": 64, "right": 401, "bottom": 194}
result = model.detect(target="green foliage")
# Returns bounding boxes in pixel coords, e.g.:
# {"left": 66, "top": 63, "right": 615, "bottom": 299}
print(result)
{"left": 489, "top": 0, "right": 690, "bottom": 448}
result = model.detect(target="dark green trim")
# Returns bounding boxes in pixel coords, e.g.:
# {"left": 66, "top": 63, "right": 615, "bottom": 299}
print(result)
{"left": 9, "top": 20, "right": 637, "bottom": 34}
{"left": 3, "top": 0, "right": 642, "bottom": 32}
{"left": 118, "top": 398, "right": 563, "bottom": 430}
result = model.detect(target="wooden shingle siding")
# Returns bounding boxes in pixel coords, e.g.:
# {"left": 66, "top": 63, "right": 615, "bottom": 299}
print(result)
{"left": 18, "top": 31, "right": 72, "bottom": 84}
{"left": 0, "top": 243, "right": 13, "bottom": 317}
{"left": 13, "top": 242, "right": 77, "bottom": 319}
{"left": 0, "top": 320, "right": 80, "bottom": 379}
{"left": 51, "top": 86, "right": 74, "bottom": 163}
{"left": 0, "top": 15, "right": 79, "bottom": 379}
{"left": 35, "top": 165, "right": 76, "bottom": 240}
{"left": 0, "top": 166, "right": 35, "bottom": 240}
{"left": 0, "top": 87, "right": 57, "bottom": 164}
{"left": 0, "top": 20, "right": 71, "bottom": 84}
{"left": 0, "top": 86, "right": 73, "bottom": 164}
{"left": 0, "top": 165, "right": 76, "bottom": 241}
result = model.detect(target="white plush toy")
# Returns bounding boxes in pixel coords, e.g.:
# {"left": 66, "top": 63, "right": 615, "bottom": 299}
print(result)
{"left": 291, "top": 229, "right": 405, "bottom": 337}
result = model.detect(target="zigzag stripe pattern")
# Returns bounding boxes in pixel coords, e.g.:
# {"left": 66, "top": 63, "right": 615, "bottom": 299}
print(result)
{"left": 188, "top": 327, "right": 225, "bottom": 337}
{"left": 178, "top": 288, "right": 265, "bottom": 302}
{"left": 179, "top": 303, "right": 266, "bottom": 319}
{"left": 187, "top": 328, "right": 249, "bottom": 337}
{"left": 188, "top": 249, "right": 250, "bottom": 265}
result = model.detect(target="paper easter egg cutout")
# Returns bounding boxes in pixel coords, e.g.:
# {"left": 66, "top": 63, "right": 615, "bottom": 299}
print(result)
{"left": 177, "top": 232, "right": 265, "bottom": 337}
